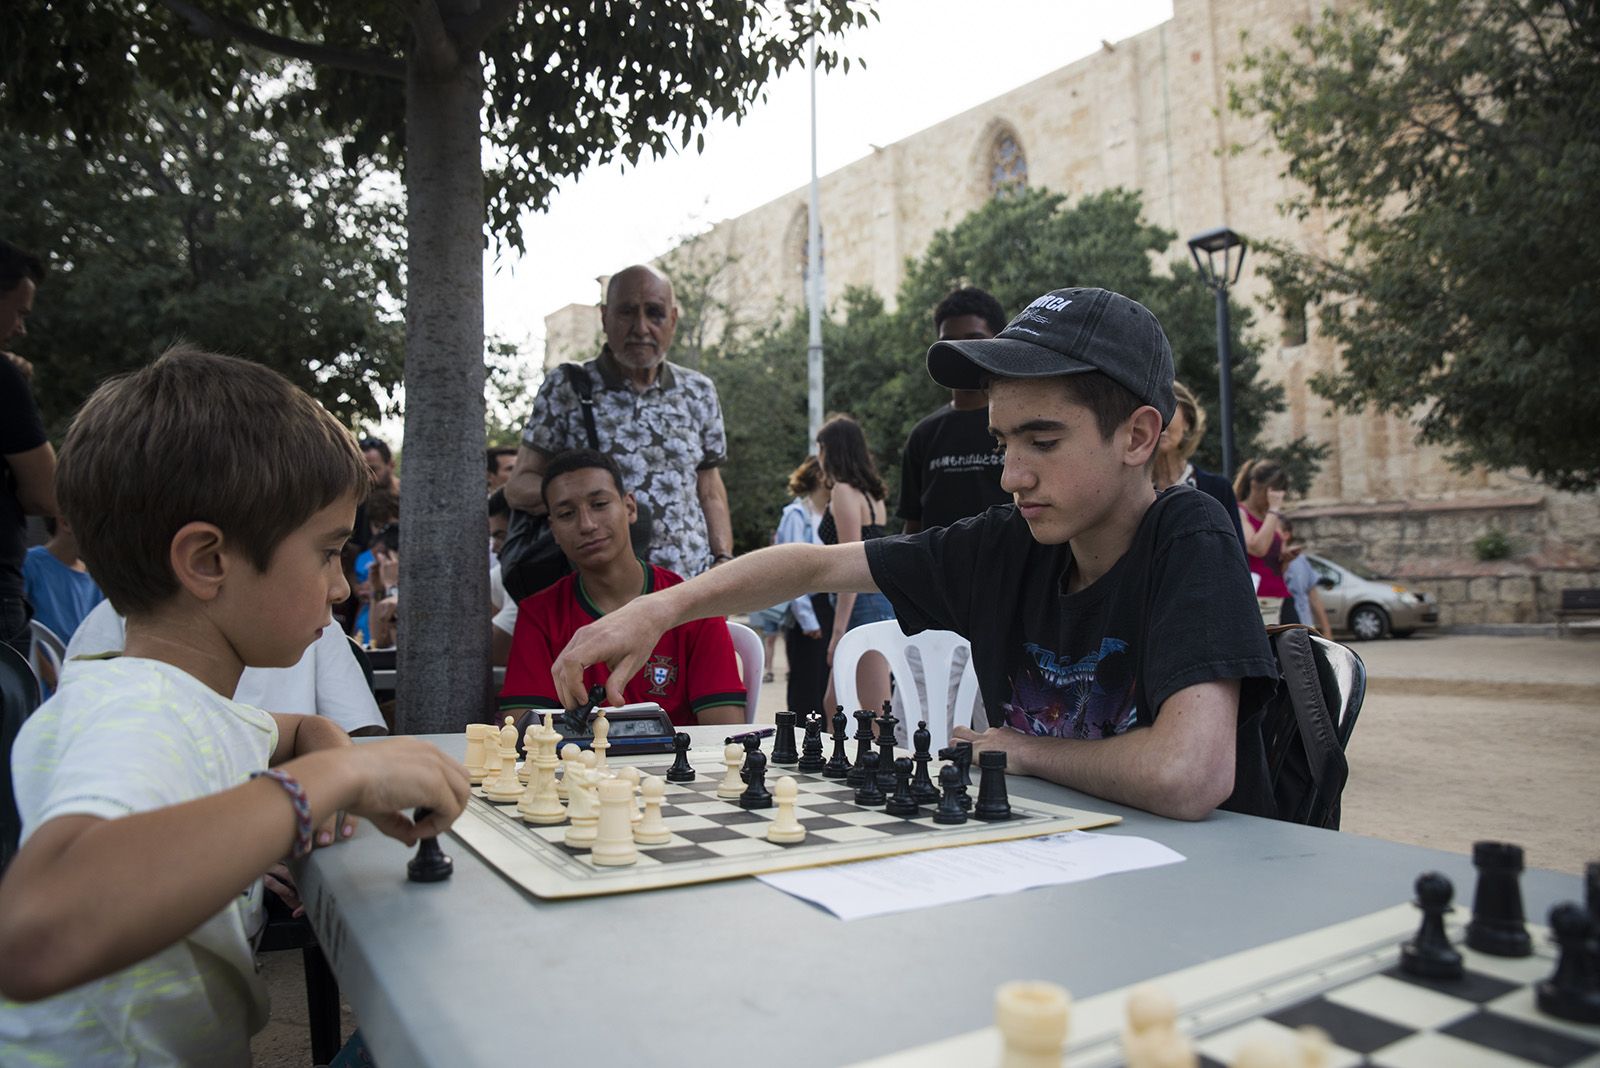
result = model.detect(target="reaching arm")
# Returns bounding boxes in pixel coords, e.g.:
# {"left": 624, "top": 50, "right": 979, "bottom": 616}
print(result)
{"left": 551, "top": 542, "right": 875, "bottom": 708}
{"left": 503, "top": 445, "right": 549, "bottom": 514}
{"left": 0, "top": 739, "right": 468, "bottom": 1001}
{"left": 5, "top": 442, "right": 58, "bottom": 517}
{"left": 952, "top": 678, "right": 1240, "bottom": 821}
{"left": 697, "top": 466, "right": 733, "bottom": 561}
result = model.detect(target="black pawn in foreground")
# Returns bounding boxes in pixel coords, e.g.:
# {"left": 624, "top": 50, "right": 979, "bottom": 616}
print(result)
{"left": 1536, "top": 902, "right": 1600, "bottom": 1024}
{"left": 875, "top": 708, "right": 899, "bottom": 790}
{"left": 933, "top": 765, "right": 969, "bottom": 825}
{"left": 797, "top": 713, "right": 827, "bottom": 773}
{"left": 739, "top": 750, "right": 773, "bottom": 809}
{"left": 939, "top": 743, "right": 974, "bottom": 810}
{"left": 1400, "top": 872, "right": 1463, "bottom": 979}
{"left": 771, "top": 710, "right": 800, "bottom": 766}
{"left": 885, "top": 757, "right": 921, "bottom": 818}
{"left": 854, "top": 752, "right": 886, "bottom": 806}
{"left": 406, "top": 807, "right": 453, "bottom": 883}
{"left": 910, "top": 721, "right": 938, "bottom": 804}
{"left": 823, "top": 710, "right": 852, "bottom": 778}
{"left": 665, "top": 732, "right": 696, "bottom": 782}
{"left": 1467, "top": 840, "right": 1533, "bottom": 957}
{"left": 973, "top": 750, "right": 1011, "bottom": 822}
{"left": 740, "top": 733, "right": 762, "bottom": 783}
{"left": 848, "top": 709, "right": 875, "bottom": 788}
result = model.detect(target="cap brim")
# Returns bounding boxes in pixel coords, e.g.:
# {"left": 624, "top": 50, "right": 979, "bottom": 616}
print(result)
{"left": 927, "top": 337, "right": 1098, "bottom": 391}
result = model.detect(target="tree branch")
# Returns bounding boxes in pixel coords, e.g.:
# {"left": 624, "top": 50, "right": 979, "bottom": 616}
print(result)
{"left": 161, "top": 0, "right": 405, "bottom": 82}
{"left": 449, "top": 0, "right": 523, "bottom": 51}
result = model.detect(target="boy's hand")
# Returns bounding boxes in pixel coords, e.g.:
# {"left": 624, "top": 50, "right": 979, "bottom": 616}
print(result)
{"left": 951, "top": 724, "right": 1033, "bottom": 776}
{"left": 552, "top": 597, "right": 672, "bottom": 708}
{"left": 335, "top": 739, "right": 470, "bottom": 845}
{"left": 264, "top": 863, "right": 305, "bottom": 918}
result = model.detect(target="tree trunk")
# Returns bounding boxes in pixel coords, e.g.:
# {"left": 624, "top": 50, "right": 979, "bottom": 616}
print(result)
{"left": 396, "top": 49, "right": 490, "bottom": 734}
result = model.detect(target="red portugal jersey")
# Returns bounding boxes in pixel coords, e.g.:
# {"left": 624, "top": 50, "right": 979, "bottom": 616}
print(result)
{"left": 499, "top": 564, "right": 745, "bottom": 726}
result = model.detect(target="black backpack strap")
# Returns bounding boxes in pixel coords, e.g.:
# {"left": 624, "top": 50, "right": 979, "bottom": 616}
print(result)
{"left": 1269, "top": 626, "right": 1348, "bottom": 823}
{"left": 560, "top": 362, "right": 602, "bottom": 451}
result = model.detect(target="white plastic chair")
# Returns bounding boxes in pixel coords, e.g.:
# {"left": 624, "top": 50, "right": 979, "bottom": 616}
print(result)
{"left": 725, "top": 620, "right": 764, "bottom": 724}
{"left": 831, "top": 620, "right": 982, "bottom": 754}
{"left": 27, "top": 620, "right": 65, "bottom": 691}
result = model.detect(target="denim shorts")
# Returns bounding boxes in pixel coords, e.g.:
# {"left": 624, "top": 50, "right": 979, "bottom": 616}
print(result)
{"left": 839, "top": 591, "right": 895, "bottom": 631}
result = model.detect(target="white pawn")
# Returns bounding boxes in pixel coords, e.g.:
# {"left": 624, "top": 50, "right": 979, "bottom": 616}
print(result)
{"left": 634, "top": 775, "right": 672, "bottom": 845}
{"left": 557, "top": 743, "right": 581, "bottom": 800}
{"left": 518, "top": 724, "right": 537, "bottom": 784}
{"left": 591, "top": 776, "right": 638, "bottom": 866}
{"left": 994, "top": 979, "right": 1071, "bottom": 1068}
{"left": 464, "top": 723, "right": 490, "bottom": 783}
{"left": 617, "top": 765, "right": 643, "bottom": 825}
{"left": 766, "top": 776, "right": 805, "bottom": 844}
{"left": 715, "top": 742, "right": 744, "bottom": 799}
{"left": 1123, "top": 983, "right": 1180, "bottom": 1068}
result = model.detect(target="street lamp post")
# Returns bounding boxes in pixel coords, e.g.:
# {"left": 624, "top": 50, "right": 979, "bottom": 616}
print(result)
{"left": 1186, "top": 226, "right": 1247, "bottom": 480}
{"left": 804, "top": 0, "right": 824, "bottom": 447}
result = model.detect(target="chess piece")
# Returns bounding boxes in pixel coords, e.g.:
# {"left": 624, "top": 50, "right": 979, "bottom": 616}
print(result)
{"left": 994, "top": 979, "right": 1070, "bottom": 1068}
{"left": 974, "top": 749, "right": 1012, "bottom": 821}
{"left": 739, "top": 750, "right": 773, "bottom": 809}
{"left": 797, "top": 713, "right": 827, "bottom": 773}
{"left": 1400, "top": 871, "right": 1463, "bottom": 979}
{"left": 853, "top": 752, "right": 886, "bottom": 806}
{"left": 933, "top": 764, "right": 968, "bottom": 825}
{"left": 563, "top": 766, "right": 599, "bottom": 848}
{"left": 565, "top": 682, "right": 605, "bottom": 736}
{"left": 848, "top": 708, "right": 875, "bottom": 787}
{"left": 518, "top": 722, "right": 566, "bottom": 825}
{"left": 591, "top": 777, "right": 638, "bottom": 866}
{"left": 406, "top": 808, "right": 454, "bottom": 883}
{"left": 716, "top": 742, "right": 745, "bottom": 799}
{"left": 464, "top": 723, "right": 490, "bottom": 783}
{"left": 484, "top": 722, "right": 526, "bottom": 802}
{"left": 939, "top": 741, "right": 975, "bottom": 809}
{"left": 1467, "top": 840, "right": 1533, "bottom": 956}
{"left": 518, "top": 725, "right": 538, "bottom": 784}
{"left": 1122, "top": 983, "right": 1178, "bottom": 1068}
{"left": 1535, "top": 901, "right": 1600, "bottom": 1023}
{"left": 590, "top": 707, "right": 610, "bottom": 770}
{"left": 634, "top": 775, "right": 672, "bottom": 845}
{"left": 823, "top": 709, "right": 852, "bottom": 778}
{"left": 771, "top": 710, "right": 800, "bottom": 766}
{"left": 875, "top": 708, "right": 899, "bottom": 789}
{"left": 1293, "top": 1027, "right": 1331, "bottom": 1068}
{"left": 617, "top": 765, "right": 643, "bottom": 824}
{"left": 885, "top": 756, "right": 921, "bottom": 817}
{"left": 1228, "top": 1038, "right": 1292, "bottom": 1068}
{"left": 556, "top": 742, "right": 580, "bottom": 800}
{"left": 665, "top": 731, "right": 696, "bottom": 782}
{"left": 739, "top": 733, "right": 762, "bottom": 783}
{"left": 910, "top": 721, "right": 938, "bottom": 804}
{"left": 766, "top": 776, "right": 806, "bottom": 844}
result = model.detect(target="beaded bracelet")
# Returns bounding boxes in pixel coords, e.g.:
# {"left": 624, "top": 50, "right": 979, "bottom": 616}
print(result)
{"left": 251, "top": 768, "right": 315, "bottom": 859}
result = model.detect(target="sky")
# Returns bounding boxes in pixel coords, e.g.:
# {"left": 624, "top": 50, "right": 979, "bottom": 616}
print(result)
{"left": 482, "top": 0, "right": 1175, "bottom": 356}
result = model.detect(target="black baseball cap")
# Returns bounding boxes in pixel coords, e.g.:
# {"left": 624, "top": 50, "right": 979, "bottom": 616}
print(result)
{"left": 926, "top": 287, "right": 1175, "bottom": 423}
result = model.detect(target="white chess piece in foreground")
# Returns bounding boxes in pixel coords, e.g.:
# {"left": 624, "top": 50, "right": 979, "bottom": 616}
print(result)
{"left": 716, "top": 742, "right": 744, "bottom": 799}
{"left": 994, "top": 979, "right": 1070, "bottom": 1068}
{"left": 591, "top": 776, "right": 637, "bottom": 866}
{"left": 766, "top": 776, "right": 805, "bottom": 844}
{"left": 633, "top": 775, "right": 672, "bottom": 845}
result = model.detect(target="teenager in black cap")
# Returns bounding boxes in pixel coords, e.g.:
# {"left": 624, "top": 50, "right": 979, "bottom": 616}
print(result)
{"left": 550, "top": 288, "right": 1279, "bottom": 821}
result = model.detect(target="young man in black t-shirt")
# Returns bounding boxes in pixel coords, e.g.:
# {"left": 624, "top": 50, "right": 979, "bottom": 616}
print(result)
{"left": 551, "top": 288, "right": 1278, "bottom": 821}
{"left": 1, "top": 240, "right": 56, "bottom": 657}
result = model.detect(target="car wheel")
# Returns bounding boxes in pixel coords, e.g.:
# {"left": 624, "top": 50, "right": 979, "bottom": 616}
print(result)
{"left": 1349, "top": 604, "right": 1390, "bottom": 641}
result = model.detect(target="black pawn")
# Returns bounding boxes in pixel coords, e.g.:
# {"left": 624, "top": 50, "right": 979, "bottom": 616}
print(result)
{"left": 853, "top": 752, "right": 886, "bottom": 806}
{"left": 848, "top": 709, "right": 875, "bottom": 788}
{"left": 740, "top": 732, "right": 762, "bottom": 783}
{"left": 406, "top": 807, "right": 453, "bottom": 883}
{"left": 797, "top": 713, "right": 827, "bottom": 773}
{"left": 738, "top": 750, "right": 773, "bottom": 809}
{"left": 885, "top": 757, "right": 921, "bottom": 818}
{"left": 771, "top": 710, "right": 800, "bottom": 766}
{"left": 875, "top": 709, "right": 899, "bottom": 790}
{"left": 910, "top": 721, "right": 938, "bottom": 804}
{"left": 973, "top": 750, "right": 1011, "bottom": 821}
{"left": 1536, "top": 902, "right": 1600, "bottom": 1024}
{"left": 938, "top": 742, "right": 974, "bottom": 810}
{"left": 933, "top": 765, "right": 968, "bottom": 825}
{"left": 1400, "top": 872, "right": 1463, "bottom": 979}
{"left": 1467, "top": 840, "right": 1533, "bottom": 957}
{"left": 823, "top": 710, "right": 852, "bottom": 778}
{"left": 665, "top": 731, "right": 696, "bottom": 782}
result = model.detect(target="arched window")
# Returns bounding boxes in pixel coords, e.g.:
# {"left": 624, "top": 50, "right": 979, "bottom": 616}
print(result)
{"left": 989, "top": 130, "right": 1028, "bottom": 199}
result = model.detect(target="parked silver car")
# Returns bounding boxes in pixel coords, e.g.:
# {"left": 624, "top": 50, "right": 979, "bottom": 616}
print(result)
{"left": 1305, "top": 554, "right": 1440, "bottom": 640}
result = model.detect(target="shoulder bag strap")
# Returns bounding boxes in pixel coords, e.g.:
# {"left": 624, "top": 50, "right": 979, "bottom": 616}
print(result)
{"left": 561, "top": 362, "right": 602, "bottom": 451}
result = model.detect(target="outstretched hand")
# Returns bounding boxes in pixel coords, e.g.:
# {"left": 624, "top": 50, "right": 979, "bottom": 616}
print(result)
{"left": 551, "top": 596, "right": 671, "bottom": 708}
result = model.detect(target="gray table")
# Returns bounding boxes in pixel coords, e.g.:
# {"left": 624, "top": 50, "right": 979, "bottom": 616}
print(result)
{"left": 297, "top": 729, "right": 1581, "bottom": 1067}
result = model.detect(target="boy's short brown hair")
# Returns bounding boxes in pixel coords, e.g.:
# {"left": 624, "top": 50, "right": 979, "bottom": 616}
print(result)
{"left": 57, "top": 345, "right": 369, "bottom": 615}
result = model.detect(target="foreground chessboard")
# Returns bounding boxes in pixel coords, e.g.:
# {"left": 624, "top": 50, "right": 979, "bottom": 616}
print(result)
{"left": 849, "top": 903, "right": 1600, "bottom": 1067}
{"left": 448, "top": 747, "right": 1120, "bottom": 900}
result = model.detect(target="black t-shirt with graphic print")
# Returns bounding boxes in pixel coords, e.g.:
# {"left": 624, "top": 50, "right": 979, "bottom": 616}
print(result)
{"left": 865, "top": 485, "right": 1280, "bottom": 814}
{"left": 897, "top": 404, "right": 1008, "bottom": 530}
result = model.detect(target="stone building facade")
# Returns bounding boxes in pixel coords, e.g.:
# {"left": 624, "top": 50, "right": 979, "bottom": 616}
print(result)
{"left": 542, "top": 0, "right": 1598, "bottom": 623}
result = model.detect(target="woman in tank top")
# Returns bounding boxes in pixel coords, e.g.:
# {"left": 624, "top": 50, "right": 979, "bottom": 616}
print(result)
{"left": 816, "top": 414, "right": 895, "bottom": 714}
{"left": 1234, "top": 457, "right": 1292, "bottom": 624}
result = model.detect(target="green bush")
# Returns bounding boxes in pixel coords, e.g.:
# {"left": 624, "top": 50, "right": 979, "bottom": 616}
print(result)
{"left": 1473, "top": 529, "right": 1513, "bottom": 561}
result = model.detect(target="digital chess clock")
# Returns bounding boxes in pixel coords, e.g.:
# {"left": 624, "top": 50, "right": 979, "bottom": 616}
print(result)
{"left": 513, "top": 702, "right": 677, "bottom": 755}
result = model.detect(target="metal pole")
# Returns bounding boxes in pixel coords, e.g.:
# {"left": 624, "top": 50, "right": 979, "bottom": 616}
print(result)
{"left": 1215, "top": 286, "right": 1236, "bottom": 481}
{"left": 805, "top": 0, "right": 824, "bottom": 447}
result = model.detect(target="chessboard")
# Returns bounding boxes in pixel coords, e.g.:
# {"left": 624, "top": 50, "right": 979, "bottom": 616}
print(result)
{"left": 447, "top": 745, "right": 1120, "bottom": 900}
{"left": 847, "top": 903, "right": 1600, "bottom": 1067}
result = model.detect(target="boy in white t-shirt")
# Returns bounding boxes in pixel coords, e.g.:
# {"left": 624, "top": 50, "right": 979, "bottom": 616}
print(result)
{"left": 0, "top": 346, "right": 469, "bottom": 1064}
